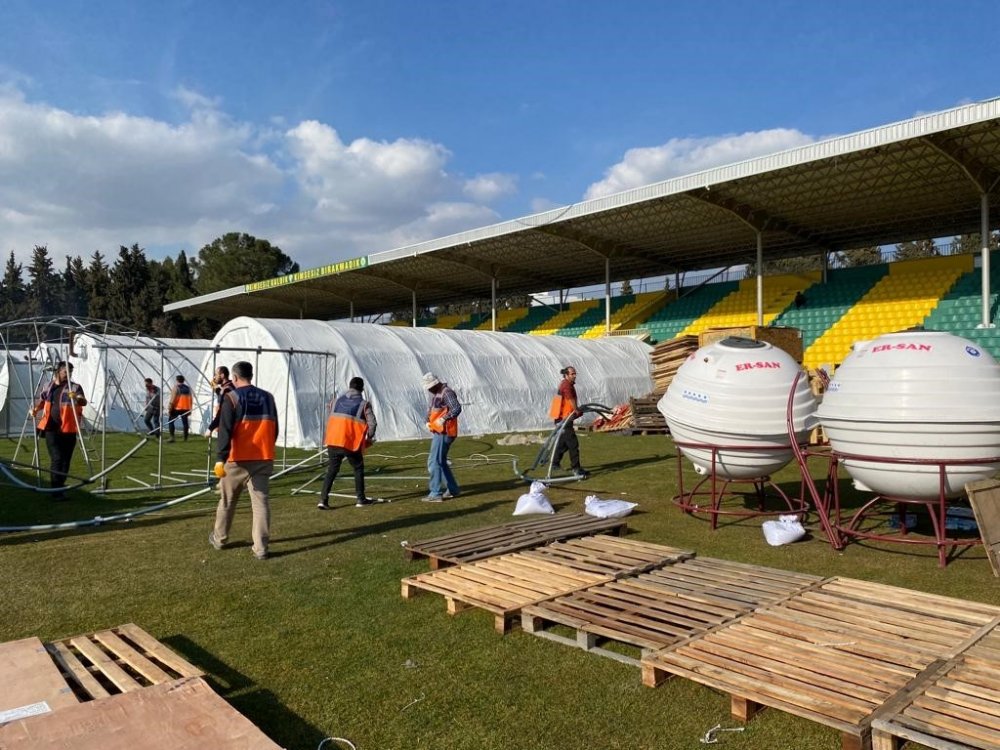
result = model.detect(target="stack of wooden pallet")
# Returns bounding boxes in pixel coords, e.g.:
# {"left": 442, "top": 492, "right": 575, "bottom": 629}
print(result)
{"left": 651, "top": 335, "right": 698, "bottom": 392}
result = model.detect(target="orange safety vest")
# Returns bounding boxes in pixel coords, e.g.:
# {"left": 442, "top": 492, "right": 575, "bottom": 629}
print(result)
{"left": 428, "top": 405, "right": 459, "bottom": 437}
{"left": 226, "top": 388, "right": 278, "bottom": 462}
{"left": 548, "top": 392, "right": 576, "bottom": 421}
{"left": 324, "top": 395, "right": 369, "bottom": 452}
{"left": 37, "top": 385, "right": 84, "bottom": 434}
{"left": 171, "top": 383, "right": 193, "bottom": 411}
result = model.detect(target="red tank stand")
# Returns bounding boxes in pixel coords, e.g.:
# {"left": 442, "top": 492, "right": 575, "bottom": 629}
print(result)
{"left": 671, "top": 441, "right": 809, "bottom": 530}
{"left": 817, "top": 451, "right": 989, "bottom": 568}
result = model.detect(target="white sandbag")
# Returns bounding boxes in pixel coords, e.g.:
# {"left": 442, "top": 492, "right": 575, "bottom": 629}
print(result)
{"left": 761, "top": 514, "right": 806, "bottom": 546}
{"left": 584, "top": 495, "right": 637, "bottom": 519}
{"left": 513, "top": 481, "right": 554, "bottom": 515}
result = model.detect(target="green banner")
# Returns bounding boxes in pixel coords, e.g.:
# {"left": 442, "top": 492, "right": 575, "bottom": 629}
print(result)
{"left": 245, "top": 255, "right": 369, "bottom": 293}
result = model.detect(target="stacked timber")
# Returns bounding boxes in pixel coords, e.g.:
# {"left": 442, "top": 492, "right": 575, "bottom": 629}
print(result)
{"left": 651, "top": 335, "right": 698, "bottom": 392}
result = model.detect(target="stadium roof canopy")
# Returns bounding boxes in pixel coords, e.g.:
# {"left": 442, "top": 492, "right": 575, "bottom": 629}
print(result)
{"left": 166, "top": 97, "right": 1000, "bottom": 322}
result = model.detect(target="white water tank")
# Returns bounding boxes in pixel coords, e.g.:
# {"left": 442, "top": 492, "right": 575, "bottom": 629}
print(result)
{"left": 657, "top": 337, "right": 817, "bottom": 479}
{"left": 816, "top": 330, "right": 1000, "bottom": 499}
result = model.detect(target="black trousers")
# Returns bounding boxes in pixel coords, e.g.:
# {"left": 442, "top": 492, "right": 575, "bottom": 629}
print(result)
{"left": 44, "top": 430, "right": 77, "bottom": 492}
{"left": 552, "top": 421, "right": 582, "bottom": 471}
{"left": 143, "top": 409, "right": 160, "bottom": 436}
{"left": 168, "top": 409, "right": 190, "bottom": 439}
{"left": 320, "top": 446, "right": 365, "bottom": 501}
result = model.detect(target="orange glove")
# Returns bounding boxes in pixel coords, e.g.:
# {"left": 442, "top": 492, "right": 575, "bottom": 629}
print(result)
{"left": 432, "top": 417, "right": 445, "bottom": 432}
{"left": 213, "top": 461, "right": 227, "bottom": 479}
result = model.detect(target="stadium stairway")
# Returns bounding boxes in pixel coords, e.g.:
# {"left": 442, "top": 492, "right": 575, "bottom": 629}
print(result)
{"left": 675, "top": 273, "right": 819, "bottom": 338}
{"left": 474, "top": 307, "right": 531, "bottom": 331}
{"left": 773, "top": 264, "right": 887, "bottom": 355}
{"left": 924, "top": 250, "right": 1000, "bottom": 357}
{"left": 642, "top": 281, "right": 739, "bottom": 343}
{"left": 555, "top": 294, "right": 636, "bottom": 338}
{"left": 503, "top": 303, "right": 563, "bottom": 334}
{"left": 803, "top": 255, "right": 972, "bottom": 369}
{"left": 530, "top": 298, "right": 601, "bottom": 336}
{"left": 578, "top": 291, "right": 669, "bottom": 338}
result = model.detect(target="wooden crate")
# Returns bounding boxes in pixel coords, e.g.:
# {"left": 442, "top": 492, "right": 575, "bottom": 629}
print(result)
{"left": 0, "top": 637, "right": 80, "bottom": 723}
{"left": 0, "top": 676, "right": 281, "bottom": 749}
{"left": 515, "top": 536, "right": 693, "bottom": 577}
{"left": 628, "top": 396, "right": 668, "bottom": 434}
{"left": 522, "top": 558, "right": 824, "bottom": 666}
{"left": 45, "top": 623, "right": 202, "bottom": 701}
{"left": 698, "top": 325, "right": 803, "bottom": 362}
{"left": 401, "top": 553, "right": 611, "bottom": 633}
{"left": 871, "top": 624, "right": 1000, "bottom": 750}
{"left": 966, "top": 477, "right": 1000, "bottom": 577}
{"left": 642, "top": 577, "right": 1000, "bottom": 750}
{"left": 402, "top": 513, "right": 628, "bottom": 569}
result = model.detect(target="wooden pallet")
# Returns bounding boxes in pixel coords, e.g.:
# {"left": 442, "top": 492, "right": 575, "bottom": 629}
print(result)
{"left": 515, "top": 536, "right": 693, "bottom": 577}
{"left": 401, "top": 553, "right": 612, "bottom": 633}
{"left": 641, "top": 577, "right": 1000, "bottom": 750}
{"left": 522, "top": 557, "right": 824, "bottom": 666}
{"left": 45, "top": 623, "right": 202, "bottom": 701}
{"left": 402, "top": 513, "right": 628, "bottom": 569}
{"left": 0, "top": 676, "right": 281, "bottom": 749}
{"left": 871, "top": 623, "right": 1000, "bottom": 750}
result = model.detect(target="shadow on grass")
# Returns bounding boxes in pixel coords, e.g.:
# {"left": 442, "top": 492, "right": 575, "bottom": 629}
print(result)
{"left": 270, "top": 499, "right": 510, "bottom": 557}
{"left": 161, "top": 634, "right": 325, "bottom": 748}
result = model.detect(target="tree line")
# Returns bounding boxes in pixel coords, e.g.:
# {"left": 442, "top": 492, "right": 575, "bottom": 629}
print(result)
{"left": 0, "top": 233, "right": 298, "bottom": 338}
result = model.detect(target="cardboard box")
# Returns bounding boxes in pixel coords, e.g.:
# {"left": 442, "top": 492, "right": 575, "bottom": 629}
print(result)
{"left": 698, "top": 326, "right": 803, "bottom": 362}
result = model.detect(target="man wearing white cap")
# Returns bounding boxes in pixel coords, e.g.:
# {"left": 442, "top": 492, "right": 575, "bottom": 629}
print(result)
{"left": 420, "top": 372, "right": 462, "bottom": 502}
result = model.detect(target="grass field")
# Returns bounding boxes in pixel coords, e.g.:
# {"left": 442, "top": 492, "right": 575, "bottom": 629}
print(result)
{"left": 1, "top": 430, "right": 996, "bottom": 750}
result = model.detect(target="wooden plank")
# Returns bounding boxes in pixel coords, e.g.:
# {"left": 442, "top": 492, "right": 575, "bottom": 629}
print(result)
{"left": 115, "top": 624, "right": 202, "bottom": 678}
{"left": 45, "top": 641, "right": 110, "bottom": 701}
{"left": 68, "top": 636, "right": 143, "bottom": 694}
{"left": 967, "top": 477, "right": 1000, "bottom": 577}
{"left": 0, "top": 637, "right": 79, "bottom": 717}
{"left": 92, "top": 631, "right": 171, "bottom": 685}
{"left": 403, "top": 514, "right": 629, "bottom": 566}
{"left": 0, "top": 677, "right": 281, "bottom": 749}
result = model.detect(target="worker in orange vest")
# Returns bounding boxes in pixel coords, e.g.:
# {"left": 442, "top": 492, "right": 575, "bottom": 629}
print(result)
{"left": 421, "top": 372, "right": 461, "bottom": 502}
{"left": 167, "top": 374, "right": 193, "bottom": 442}
{"left": 208, "top": 361, "right": 279, "bottom": 561}
{"left": 31, "top": 361, "right": 87, "bottom": 499}
{"left": 549, "top": 365, "right": 589, "bottom": 479}
{"left": 317, "top": 376, "right": 377, "bottom": 510}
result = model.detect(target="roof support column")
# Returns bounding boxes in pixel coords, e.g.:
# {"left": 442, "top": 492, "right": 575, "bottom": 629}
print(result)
{"left": 491, "top": 277, "right": 497, "bottom": 332}
{"left": 982, "top": 193, "right": 993, "bottom": 329}
{"left": 605, "top": 257, "right": 611, "bottom": 335}
{"left": 756, "top": 231, "right": 764, "bottom": 326}
{"left": 349, "top": 301, "right": 355, "bottom": 323}
{"left": 412, "top": 291, "right": 417, "bottom": 328}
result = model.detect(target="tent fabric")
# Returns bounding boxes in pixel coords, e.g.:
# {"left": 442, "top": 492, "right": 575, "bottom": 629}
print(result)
{"left": 0, "top": 353, "right": 48, "bottom": 436}
{"left": 71, "top": 334, "right": 212, "bottom": 432}
{"left": 204, "top": 317, "right": 654, "bottom": 447}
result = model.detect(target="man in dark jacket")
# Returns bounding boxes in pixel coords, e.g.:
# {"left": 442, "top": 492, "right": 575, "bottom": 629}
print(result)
{"left": 317, "top": 376, "right": 377, "bottom": 510}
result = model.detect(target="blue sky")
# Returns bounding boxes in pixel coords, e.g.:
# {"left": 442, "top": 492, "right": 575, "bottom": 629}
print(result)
{"left": 1, "top": 0, "right": 998, "bottom": 270}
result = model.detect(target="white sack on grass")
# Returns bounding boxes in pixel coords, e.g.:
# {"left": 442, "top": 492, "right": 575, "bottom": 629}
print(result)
{"left": 513, "top": 481, "right": 554, "bottom": 515}
{"left": 761, "top": 514, "right": 807, "bottom": 546}
{"left": 584, "top": 495, "right": 637, "bottom": 519}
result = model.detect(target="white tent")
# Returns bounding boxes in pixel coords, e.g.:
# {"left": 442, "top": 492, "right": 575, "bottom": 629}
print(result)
{"left": 72, "top": 334, "right": 212, "bottom": 432}
{"left": 0, "top": 352, "right": 49, "bottom": 436}
{"left": 202, "top": 317, "right": 653, "bottom": 447}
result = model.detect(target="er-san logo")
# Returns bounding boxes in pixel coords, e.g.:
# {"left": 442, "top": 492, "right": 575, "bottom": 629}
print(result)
{"left": 735, "top": 361, "right": 782, "bottom": 372}
{"left": 871, "top": 343, "right": 932, "bottom": 353}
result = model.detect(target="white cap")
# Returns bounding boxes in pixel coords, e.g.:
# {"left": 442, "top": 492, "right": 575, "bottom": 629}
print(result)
{"left": 421, "top": 372, "right": 441, "bottom": 390}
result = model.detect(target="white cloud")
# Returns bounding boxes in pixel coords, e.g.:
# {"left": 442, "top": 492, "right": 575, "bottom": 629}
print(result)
{"left": 584, "top": 129, "right": 817, "bottom": 200}
{"left": 462, "top": 172, "right": 517, "bottom": 203}
{"left": 0, "top": 86, "right": 507, "bottom": 270}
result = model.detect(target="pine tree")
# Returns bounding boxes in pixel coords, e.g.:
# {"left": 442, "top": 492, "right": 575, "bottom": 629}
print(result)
{"left": 0, "top": 252, "right": 27, "bottom": 320}
{"left": 86, "top": 251, "right": 112, "bottom": 320}
{"left": 62, "top": 256, "right": 89, "bottom": 317}
{"left": 26, "top": 246, "right": 61, "bottom": 316}
{"left": 195, "top": 232, "right": 299, "bottom": 294}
